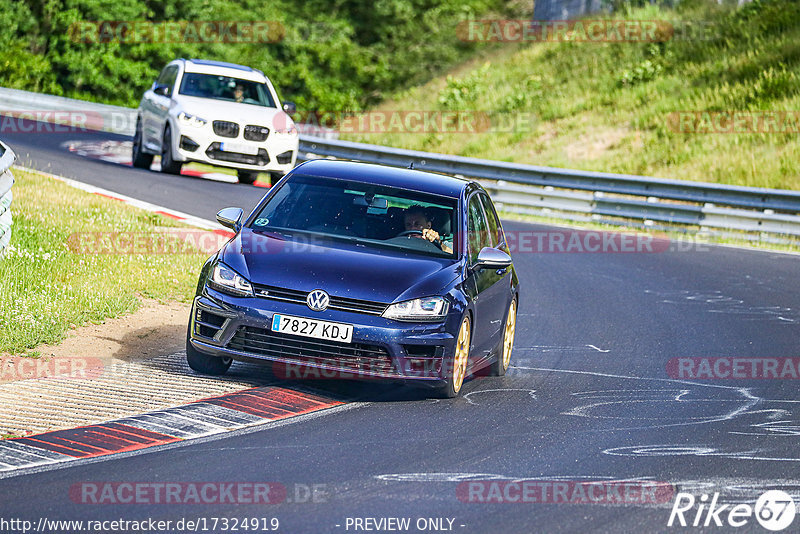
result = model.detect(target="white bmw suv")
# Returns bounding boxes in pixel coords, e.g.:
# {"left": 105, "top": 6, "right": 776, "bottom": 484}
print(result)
{"left": 133, "top": 58, "right": 299, "bottom": 184}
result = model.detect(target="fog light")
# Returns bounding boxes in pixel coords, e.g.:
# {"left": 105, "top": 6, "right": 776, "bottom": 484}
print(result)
{"left": 276, "top": 150, "right": 294, "bottom": 164}
{"left": 404, "top": 358, "right": 441, "bottom": 377}
{"left": 180, "top": 136, "right": 199, "bottom": 152}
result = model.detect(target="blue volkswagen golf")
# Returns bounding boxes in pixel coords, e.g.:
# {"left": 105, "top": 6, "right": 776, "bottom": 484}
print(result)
{"left": 187, "top": 159, "right": 519, "bottom": 397}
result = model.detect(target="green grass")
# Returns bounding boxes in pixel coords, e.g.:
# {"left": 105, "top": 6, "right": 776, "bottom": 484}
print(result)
{"left": 0, "top": 169, "right": 207, "bottom": 354}
{"left": 343, "top": 0, "right": 800, "bottom": 191}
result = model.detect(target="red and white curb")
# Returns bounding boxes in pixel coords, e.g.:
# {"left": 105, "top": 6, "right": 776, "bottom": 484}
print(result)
{"left": 62, "top": 139, "right": 270, "bottom": 187}
{"left": 0, "top": 386, "right": 344, "bottom": 474}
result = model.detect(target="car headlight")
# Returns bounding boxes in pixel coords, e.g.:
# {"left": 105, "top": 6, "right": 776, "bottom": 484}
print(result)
{"left": 207, "top": 262, "right": 253, "bottom": 297}
{"left": 382, "top": 297, "right": 449, "bottom": 322}
{"left": 177, "top": 111, "right": 207, "bottom": 128}
{"left": 274, "top": 125, "right": 298, "bottom": 136}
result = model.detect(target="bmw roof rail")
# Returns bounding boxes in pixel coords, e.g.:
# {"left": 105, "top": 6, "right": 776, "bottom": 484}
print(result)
{"left": 186, "top": 59, "right": 255, "bottom": 72}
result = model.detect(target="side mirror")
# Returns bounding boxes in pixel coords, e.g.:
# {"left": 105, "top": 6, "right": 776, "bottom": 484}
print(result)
{"left": 473, "top": 247, "right": 512, "bottom": 270}
{"left": 282, "top": 101, "right": 297, "bottom": 116}
{"left": 153, "top": 84, "right": 171, "bottom": 97}
{"left": 216, "top": 207, "right": 244, "bottom": 232}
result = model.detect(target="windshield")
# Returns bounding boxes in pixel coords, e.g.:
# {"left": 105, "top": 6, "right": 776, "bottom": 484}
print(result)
{"left": 249, "top": 175, "right": 459, "bottom": 259}
{"left": 178, "top": 73, "right": 276, "bottom": 107}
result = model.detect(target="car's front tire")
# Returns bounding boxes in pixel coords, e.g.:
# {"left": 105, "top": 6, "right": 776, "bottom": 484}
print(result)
{"left": 490, "top": 298, "right": 517, "bottom": 376}
{"left": 160, "top": 125, "right": 183, "bottom": 175}
{"left": 437, "top": 315, "right": 471, "bottom": 398}
{"left": 186, "top": 331, "right": 232, "bottom": 375}
{"left": 131, "top": 119, "right": 153, "bottom": 169}
{"left": 237, "top": 171, "right": 259, "bottom": 184}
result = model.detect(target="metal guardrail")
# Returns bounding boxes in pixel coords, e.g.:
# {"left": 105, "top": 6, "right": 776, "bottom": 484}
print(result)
{"left": 0, "top": 140, "right": 15, "bottom": 256}
{"left": 0, "top": 87, "right": 137, "bottom": 136}
{"left": 299, "top": 137, "right": 800, "bottom": 237}
{"left": 0, "top": 87, "right": 337, "bottom": 139}
{"left": 1, "top": 86, "right": 798, "bottom": 238}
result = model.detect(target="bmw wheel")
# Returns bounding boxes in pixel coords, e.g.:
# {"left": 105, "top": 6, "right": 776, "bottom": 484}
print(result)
{"left": 160, "top": 125, "right": 183, "bottom": 175}
{"left": 131, "top": 119, "right": 153, "bottom": 169}
{"left": 438, "top": 315, "right": 471, "bottom": 398}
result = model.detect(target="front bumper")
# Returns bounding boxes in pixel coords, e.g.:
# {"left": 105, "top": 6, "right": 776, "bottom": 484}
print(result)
{"left": 171, "top": 121, "right": 298, "bottom": 173}
{"left": 189, "top": 289, "right": 457, "bottom": 385}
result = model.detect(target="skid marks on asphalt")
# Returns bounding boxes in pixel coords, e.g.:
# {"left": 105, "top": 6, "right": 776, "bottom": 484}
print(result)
{"left": 508, "top": 365, "right": 800, "bottom": 463}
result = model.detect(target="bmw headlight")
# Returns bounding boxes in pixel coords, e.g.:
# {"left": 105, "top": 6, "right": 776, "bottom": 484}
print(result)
{"left": 178, "top": 111, "right": 207, "bottom": 128}
{"left": 207, "top": 262, "right": 253, "bottom": 297}
{"left": 274, "top": 125, "right": 298, "bottom": 136}
{"left": 382, "top": 297, "right": 449, "bottom": 322}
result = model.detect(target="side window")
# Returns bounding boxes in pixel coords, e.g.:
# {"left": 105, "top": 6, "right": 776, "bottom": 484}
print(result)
{"left": 478, "top": 193, "right": 504, "bottom": 248}
{"left": 467, "top": 195, "right": 491, "bottom": 263}
{"left": 156, "top": 66, "right": 179, "bottom": 96}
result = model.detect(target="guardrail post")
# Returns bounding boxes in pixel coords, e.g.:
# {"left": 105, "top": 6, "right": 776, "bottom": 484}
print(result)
{"left": 0, "top": 141, "right": 16, "bottom": 257}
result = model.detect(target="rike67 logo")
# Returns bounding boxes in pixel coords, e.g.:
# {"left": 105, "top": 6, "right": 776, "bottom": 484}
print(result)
{"left": 668, "top": 490, "right": 796, "bottom": 531}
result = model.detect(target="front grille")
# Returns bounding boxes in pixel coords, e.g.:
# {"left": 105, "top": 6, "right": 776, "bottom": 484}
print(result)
{"left": 243, "top": 125, "right": 269, "bottom": 142}
{"left": 252, "top": 284, "right": 388, "bottom": 316}
{"left": 212, "top": 120, "right": 239, "bottom": 138}
{"left": 205, "top": 143, "right": 269, "bottom": 166}
{"left": 227, "top": 326, "right": 397, "bottom": 376}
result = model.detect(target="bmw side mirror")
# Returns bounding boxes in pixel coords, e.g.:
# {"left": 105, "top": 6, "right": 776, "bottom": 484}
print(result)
{"left": 282, "top": 101, "right": 297, "bottom": 116}
{"left": 153, "top": 84, "right": 170, "bottom": 97}
{"left": 473, "top": 247, "right": 512, "bottom": 270}
{"left": 216, "top": 207, "right": 244, "bottom": 232}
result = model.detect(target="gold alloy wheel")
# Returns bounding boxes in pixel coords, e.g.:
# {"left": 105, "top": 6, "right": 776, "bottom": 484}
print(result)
{"left": 452, "top": 317, "right": 471, "bottom": 393}
{"left": 502, "top": 299, "right": 517, "bottom": 371}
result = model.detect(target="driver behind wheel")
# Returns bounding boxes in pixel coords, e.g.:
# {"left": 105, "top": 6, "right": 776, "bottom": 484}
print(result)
{"left": 402, "top": 205, "right": 453, "bottom": 253}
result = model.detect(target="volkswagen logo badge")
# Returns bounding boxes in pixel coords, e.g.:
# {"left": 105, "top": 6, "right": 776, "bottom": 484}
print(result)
{"left": 306, "top": 289, "right": 330, "bottom": 312}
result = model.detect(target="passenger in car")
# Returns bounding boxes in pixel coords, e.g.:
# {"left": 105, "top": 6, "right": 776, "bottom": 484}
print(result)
{"left": 233, "top": 84, "right": 245, "bottom": 103}
{"left": 402, "top": 205, "right": 453, "bottom": 253}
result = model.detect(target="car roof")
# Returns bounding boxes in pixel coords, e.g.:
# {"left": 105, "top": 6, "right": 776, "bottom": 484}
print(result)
{"left": 180, "top": 59, "right": 267, "bottom": 82}
{"left": 292, "top": 160, "right": 472, "bottom": 198}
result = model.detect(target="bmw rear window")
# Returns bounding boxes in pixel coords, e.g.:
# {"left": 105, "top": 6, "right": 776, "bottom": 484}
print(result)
{"left": 249, "top": 175, "right": 459, "bottom": 259}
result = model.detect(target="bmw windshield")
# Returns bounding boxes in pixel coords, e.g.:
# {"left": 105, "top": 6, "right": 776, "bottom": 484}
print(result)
{"left": 248, "top": 175, "right": 459, "bottom": 259}
{"left": 178, "top": 73, "right": 276, "bottom": 107}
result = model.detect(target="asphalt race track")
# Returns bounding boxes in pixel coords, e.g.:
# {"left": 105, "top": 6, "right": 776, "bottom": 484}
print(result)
{"left": 1, "top": 120, "right": 799, "bottom": 533}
